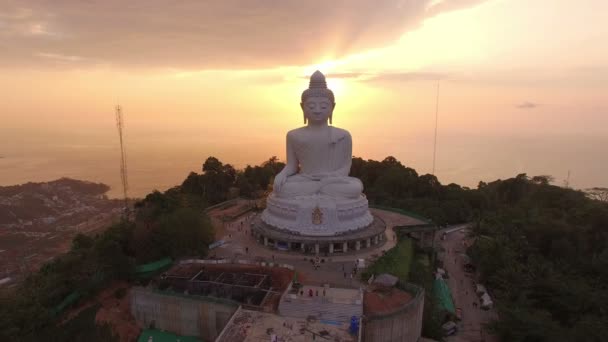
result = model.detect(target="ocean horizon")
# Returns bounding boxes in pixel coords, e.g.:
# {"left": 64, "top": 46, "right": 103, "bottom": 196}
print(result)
{"left": 1, "top": 131, "right": 605, "bottom": 199}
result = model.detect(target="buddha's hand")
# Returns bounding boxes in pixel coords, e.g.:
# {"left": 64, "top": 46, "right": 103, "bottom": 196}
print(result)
{"left": 273, "top": 172, "right": 287, "bottom": 192}
{"left": 312, "top": 172, "right": 338, "bottom": 181}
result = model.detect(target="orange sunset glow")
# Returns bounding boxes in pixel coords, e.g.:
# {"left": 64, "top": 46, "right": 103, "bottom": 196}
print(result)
{"left": 1, "top": 0, "right": 606, "bottom": 197}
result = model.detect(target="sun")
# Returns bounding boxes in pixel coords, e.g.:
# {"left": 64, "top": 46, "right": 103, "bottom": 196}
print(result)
{"left": 326, "top": 77, "right": 346, "bottom": 98}
{"left": 303, "top": 59, "right": 343, "bottom": 76}
{"left": 300, "top": 59, "right": 349, "bottom": 99}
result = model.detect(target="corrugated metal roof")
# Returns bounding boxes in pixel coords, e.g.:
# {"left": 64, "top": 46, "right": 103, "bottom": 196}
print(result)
{"left": 137, "top": 329, "right": 201, "bottom": 342}
{"left": 433, "top": 278, "right": 455, "bottom": 314}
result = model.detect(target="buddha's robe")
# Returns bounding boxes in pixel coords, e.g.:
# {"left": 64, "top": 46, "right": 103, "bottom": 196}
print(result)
{"left": 275, "top": 126, "right": 363, "bottom": 199}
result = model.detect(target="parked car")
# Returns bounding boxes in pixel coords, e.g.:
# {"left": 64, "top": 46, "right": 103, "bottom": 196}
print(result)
{"left": 442, "top": 321, "right": 458, "bottom": 336}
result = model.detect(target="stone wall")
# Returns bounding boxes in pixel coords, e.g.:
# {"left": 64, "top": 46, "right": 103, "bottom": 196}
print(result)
{"left": 130, "top": 287, "right": 238, "bottom": 341}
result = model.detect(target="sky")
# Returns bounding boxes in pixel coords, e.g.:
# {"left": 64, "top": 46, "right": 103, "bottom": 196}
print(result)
{"left": 1, "top": 0, "right": 607, "bottom": 197}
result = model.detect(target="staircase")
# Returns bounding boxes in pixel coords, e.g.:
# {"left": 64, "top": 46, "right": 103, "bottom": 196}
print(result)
{"left": 279, "top": 296, "right": 362, "bottom": 323}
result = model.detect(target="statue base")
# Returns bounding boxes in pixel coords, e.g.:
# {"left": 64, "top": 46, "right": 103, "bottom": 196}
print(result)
{"left": 254, "top": 193, "right": 385, "bottom": 255}
{"left": 252, "top": 214, "right": 386, "bottom": 255}
{"left": 261, "top": 193, "right": 373, "bottom": 236}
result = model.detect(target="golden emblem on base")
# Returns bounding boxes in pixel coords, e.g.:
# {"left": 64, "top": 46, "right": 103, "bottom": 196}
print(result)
{"left": 312, "top": 206, "right": 323, "bottom": 225}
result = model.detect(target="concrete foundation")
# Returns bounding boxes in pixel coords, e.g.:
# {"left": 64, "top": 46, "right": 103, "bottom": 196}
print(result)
{"left": 130, "top": 287, "right": 238, "bottom": 341}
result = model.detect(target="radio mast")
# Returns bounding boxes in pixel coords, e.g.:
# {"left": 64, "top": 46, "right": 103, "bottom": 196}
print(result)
{"left": 432, "top": 81, "right": 439, "bottom": 175}
{"left": 115, "top": 104, "right": 129, "bottom": 218}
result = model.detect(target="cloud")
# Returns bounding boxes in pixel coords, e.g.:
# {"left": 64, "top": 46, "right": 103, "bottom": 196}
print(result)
{"left": 35, "top": 52, "right": 85, "bottom": 62}
{"left": 298, "top": 71, "right": 448, "bottom": 82}
{"left": 516, "top": 101, "right": 539, "bottom": 109}
{"left": 365, "top": 71, "right": 448, "bottom": 82}
{"left": 0, "top": 0, "right": 487, "bottom": 69}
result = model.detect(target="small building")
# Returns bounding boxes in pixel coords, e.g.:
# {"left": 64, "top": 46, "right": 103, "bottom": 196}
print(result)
{"left": 131, "top": 261, "right": 294, "bottom": 341}
{"left": 363, "top": 281, "right": 424, "bottom": 342}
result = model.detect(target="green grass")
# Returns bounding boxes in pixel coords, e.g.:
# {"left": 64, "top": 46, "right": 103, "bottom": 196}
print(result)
{"left": 362, "top": 238, "right": 414, "bottom": 283}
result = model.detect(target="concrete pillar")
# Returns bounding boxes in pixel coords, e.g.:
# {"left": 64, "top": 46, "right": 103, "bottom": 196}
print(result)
{"left": 315, "top": 244, "right": 320, "bottom": 255}
{"left": 301, "top": 243, "right": 305, "bottom": 252}
{"left": 343, "top": 242, "right": 348, "bottom": 253}
{"left": 366, "top": 238, "right": 371, "bottom": 248}
{"left": 374, "top": 236, "right": 378, "bottom": 244}
{"left": 329, "top": 243, "right": 334, "bottom": 254}
{"left": 264, "top": 236, "right": 268, "bottom": 246}
{"left": 356, "top": 241, "right": 361, "bottom": 251}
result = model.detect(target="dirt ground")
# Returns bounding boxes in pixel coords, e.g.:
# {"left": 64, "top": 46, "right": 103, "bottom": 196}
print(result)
{"left": 61, "top": 281, "right": 140, "bottom": 342}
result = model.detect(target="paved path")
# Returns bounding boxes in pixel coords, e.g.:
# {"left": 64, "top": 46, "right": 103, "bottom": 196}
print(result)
{"left": 439, "top": 228, "right": 499, "bottom": 342}
{"left": 208, "top": 208, "right": 419, "bottom": 288}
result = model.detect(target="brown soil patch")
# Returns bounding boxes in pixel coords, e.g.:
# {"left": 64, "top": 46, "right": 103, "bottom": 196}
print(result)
{"left": 364, "top": 286, "right": 413, "bottom": 316}
{"left": 60, "top": 282, "right": 141, "bottom": 342}
{"left": 95, "top": 282, "right": 141, "bottom": 342}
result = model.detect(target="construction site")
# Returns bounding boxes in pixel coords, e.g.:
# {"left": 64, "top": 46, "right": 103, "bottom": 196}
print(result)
{"left": 128, "top": 257, "right": 426, "bottom": 342}
{"left": 155, "top": 262, "right": 293, "bottom": 310}
{"left": 130, "top": 261, "right": 295, "bottom": 341}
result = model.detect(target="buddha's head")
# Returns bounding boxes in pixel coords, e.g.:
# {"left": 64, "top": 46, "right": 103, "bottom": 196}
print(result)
{"left": 301, "top": 70, "right": 335, "bottom": 125}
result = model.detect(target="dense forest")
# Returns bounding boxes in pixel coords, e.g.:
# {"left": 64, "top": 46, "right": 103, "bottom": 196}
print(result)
{"left": 468, "top": 174, "right": 608, "bottom": 342}
{"left": 1, "top": 156, "right": 606, "bottom": 341}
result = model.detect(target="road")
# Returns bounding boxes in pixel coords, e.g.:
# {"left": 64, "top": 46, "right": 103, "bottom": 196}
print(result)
{"left": 440, "top": 227, "right": 499, "bottom": 342}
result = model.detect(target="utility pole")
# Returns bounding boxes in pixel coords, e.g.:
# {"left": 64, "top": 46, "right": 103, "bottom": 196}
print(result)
{"left": 115, "top": 105, "right": 129, "bottom": 219}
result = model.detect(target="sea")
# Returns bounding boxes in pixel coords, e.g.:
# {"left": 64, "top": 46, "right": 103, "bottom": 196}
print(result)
{"left": 1, "top": 132, "right": 606, "bottom": 199}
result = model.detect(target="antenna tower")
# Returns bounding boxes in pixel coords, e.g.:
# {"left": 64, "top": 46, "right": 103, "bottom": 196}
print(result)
{"left": 115, "top": 105, "right": 129, "bottom": 218}
{"left": 432, "top": 81, "right": 440, "bottom": 175}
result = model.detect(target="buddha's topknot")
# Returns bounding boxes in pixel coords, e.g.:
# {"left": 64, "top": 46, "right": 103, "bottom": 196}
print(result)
{"left": 301, "top": 70, "right": 335, "bottom": 104}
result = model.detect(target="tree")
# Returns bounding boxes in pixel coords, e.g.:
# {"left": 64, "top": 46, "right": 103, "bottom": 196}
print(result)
{"left": 585, "top": 187, "right": 608, "bottom": 202}
{"left": 71, "top": 233, "right": 94, "bottom": 251}
{"left": 202, "top": 156, "right": 223, "bottom": 174}
{"left": 531, "top": 175, "right": 554, "bottom": 185}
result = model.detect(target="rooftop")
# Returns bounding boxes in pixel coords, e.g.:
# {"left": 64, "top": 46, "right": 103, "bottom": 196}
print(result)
{"left": 363, "top": 285, "right": 414, "bottom": 316}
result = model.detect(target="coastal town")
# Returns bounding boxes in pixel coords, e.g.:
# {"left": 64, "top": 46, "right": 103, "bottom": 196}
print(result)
{"left": 0, "top": 178, "right": 123, "bottom": 286}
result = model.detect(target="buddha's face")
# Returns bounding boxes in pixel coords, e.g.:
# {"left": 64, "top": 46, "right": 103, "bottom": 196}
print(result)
{"left": 301, "top": 96, "right": 335, "bottom": 124}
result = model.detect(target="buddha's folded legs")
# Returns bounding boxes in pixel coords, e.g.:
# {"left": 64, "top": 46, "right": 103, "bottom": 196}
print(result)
{"left": 276, "top": 175, "right": 363, "bottom": 199}
{"left": 320, "top": 177, "right": 363, "bottom": 199}
{"left": 275, "top": 174, "right": 322, "bottom": 198}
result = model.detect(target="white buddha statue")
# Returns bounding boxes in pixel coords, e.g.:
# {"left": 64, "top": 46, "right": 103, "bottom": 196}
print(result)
{"left": 262, "top": 70, "right": 372, "bottom": 236}
{"left": 273, "top": 70, "right": 363, "bottom": 199}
